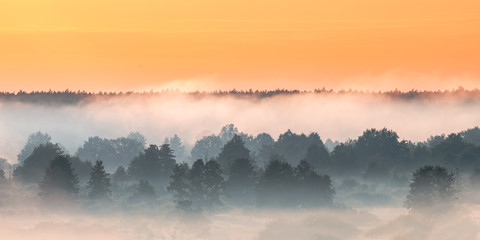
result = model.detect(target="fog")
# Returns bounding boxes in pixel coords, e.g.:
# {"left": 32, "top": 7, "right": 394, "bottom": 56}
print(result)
{"left": 1, "top": 90, "right": 480, "bottom": 163}
{"left": 2, "top": 90, "right": 480, "bottom": 239}
{"left": 0, "top": 182, "right": 479, "bottom": 240}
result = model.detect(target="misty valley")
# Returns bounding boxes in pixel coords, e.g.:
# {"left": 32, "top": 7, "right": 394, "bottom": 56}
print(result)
{"left": 1, "top": 91, "right": 480, "bottom": 239}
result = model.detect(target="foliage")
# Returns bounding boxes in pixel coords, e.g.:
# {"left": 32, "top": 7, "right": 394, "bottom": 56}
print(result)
{"left": 87, "top": 160, "right": 111, "bottom": 199}
{"left": 217, "top": 134, "right": 251, "bottom": 172}
{"left": 39, "top": 155, "right": 80, "bottom": 198}
{"left": 190, "top": 135, "right": 223, "bottom": 161}
{"left": 256, "top": 159, "right": 334, "bottom": 208}
{"left": 76, "top": 135, "right": 145, "bottom": 172}
{"left": 168, "top": 159, "right": 226, "bottom": 211}
{"left": 128, "top": 144, "right": 176, "bottom": 182}
{"left": 405, "top": 165, "right": 457, "bottom": 211}
{"left": 17, "top": 131, "right": 51, "bottom": 162}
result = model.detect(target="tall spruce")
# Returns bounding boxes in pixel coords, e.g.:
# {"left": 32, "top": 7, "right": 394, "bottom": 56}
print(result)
{"left": 87, "top": 160, "right": 111, "bottom": 199}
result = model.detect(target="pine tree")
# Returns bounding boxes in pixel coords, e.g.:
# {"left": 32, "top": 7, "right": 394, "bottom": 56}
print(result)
{"left": 39, "top": 155, "right": 79, "bottom": 198}
{"left": 87, "top": 160, "right": 111, "bottom": 199}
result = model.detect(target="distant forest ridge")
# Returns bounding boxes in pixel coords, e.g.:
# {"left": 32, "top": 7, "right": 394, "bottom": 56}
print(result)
{"left": 0, "top": 87, "right": 479, "bottom": 105}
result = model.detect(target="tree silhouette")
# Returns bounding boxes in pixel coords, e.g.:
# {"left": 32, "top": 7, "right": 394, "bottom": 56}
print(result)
{"left": 191, "top": 135, "right": 223, "bottom": 161}
{"left": 405, "top": 165, "right": 456, "bottom": 211}
{"left": 217, "top": 134, "right": 251, "bottom": 172}
{"left": 17, "top": 131, "right": 51, "bottom": 162}
{"left": 226, "top": 158, "right": 256, "bottom": 205}
{"left": 273, "top": 131, "right": 326, "bottom": 166}
{"left": 294, "top": 160, "right": 335, "bottom": 207}
{"left": 14, "top": 143, "right": 63, "bottom": 183}
{"left": 168, "top": 159, "right": 225, "bottom": 211}
{"left": 87, "top": 160, "right": 111, "bottom": 199}
{"left": 128, "top": 144, "right": 176, "bottom": 183}
{"left": 76, "top": 136, "right": 144, "bottom": 172}
{"left": 256, "top": 159, "right": 296, "bottom": 207}
{"left": 303, "top": 144, "right": 330, "bottom": 173}
{"left": 39, "top": 155, "right": 79, "bottom": 198}
{"left": 112, "top": 166, "right": 128, "bottom": 191}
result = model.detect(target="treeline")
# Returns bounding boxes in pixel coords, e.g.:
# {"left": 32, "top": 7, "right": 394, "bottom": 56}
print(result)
{"left": 4, "top": 124, "right": 480, "bottom": 211}
{"left": 1, "top": 87, "right": 480, "bottom": 105}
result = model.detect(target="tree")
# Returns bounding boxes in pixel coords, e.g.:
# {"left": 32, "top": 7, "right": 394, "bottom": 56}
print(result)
{"left": 17, "top": 131, "right": 51, "bottom": 162}
{"left": 303, "top": 144, "right": 330, "bottom": 172}
{"left": 354, "top": 128, "right": 409, "bottom": 170}
{"left": 294, "top": 160, "right": 335, "bottom": 207}
{"left": 167, "top": 163, "right": 191, "bottom": 210}
{"left": 165, "top": 134, "right": 187, "bottom": 162}
{"left": 128, "top": 144, "right": 176, "bottom": 183}
{"left": 112, "top": 166, "right": 128, "bottom": 191}
{"left": 219, "top": 124, "right": 239, "bottom": 144}
{"left": 405, "top": 165, "right": 457, "bottom": 211}
{"left": 202, "top": 160, "right": 226, "bottom": 207}
{"left": 273, "top": 131, "right": 326, "bottom": 166}
{"left": 87, "top": 160, "right": 111, "bottom": 199}
{"left": 226, "top": 158, "right": 256, "bottom": 205}
{"left": 256, "top": 159, "right": 296, "bottom": 207}
{"left": 76, "top": 136, "right": 144, "bottom": 172}
{"left": 191, "top": 135, "right": 223, "bottom": 161}
{"left": 14, "top": 143, "right": 64, "bottom": 183}
{"left": 217, "top": 134, "right": 251, "bottom": 172}
{"left": 127, "top": 131, "right": 147, "bottom": 147}
{"left": 39, "top": 155, "right": 79, "bottom": 198}
{"left": 330, "top": 143, "right": 358, "bottom": 176}
{"left": 0, "top": 168, "right": 5, "bottom": 183}
{"left": 431, "top": 133, "right": 472, "bottom": 167}
{"left": 168, "top": 159, "right": 226, "bottom": 211}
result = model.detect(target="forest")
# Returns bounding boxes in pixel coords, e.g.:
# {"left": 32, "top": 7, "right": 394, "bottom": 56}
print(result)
{"left": 2, "top": 123, "right": 480, "bottom": 214}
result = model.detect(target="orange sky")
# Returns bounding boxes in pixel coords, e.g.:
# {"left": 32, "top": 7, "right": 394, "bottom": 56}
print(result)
{"left": 0, "top": 0, "right": 479, "bottom": 92}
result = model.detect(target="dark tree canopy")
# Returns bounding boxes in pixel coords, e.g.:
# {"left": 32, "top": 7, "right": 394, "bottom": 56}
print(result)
{"left": 76, "top": 136, "right": 144, "bottom": 172}
{"left": 217, "top": 134, "right": 251, "bottom": 172}
{"left": 354, "top": 128, "right": 409, "bottom": 169}
{"left": 17, "top": 131, "right": 51, "bottom": 163}
{"left": 303, "top": 143, "right": 330, "bottom": 173}
{"left": 256, "top": 159, "right": 334, "bottom": 208}
{"left": 168, "top": 159, "right": 226, "bottom": 211}
{"left": 227, "top": 158, "right": 256, "bottom": 205}
{"left": 256, "top": 159, "right": 296, "bottom": 207}
{"left": 128, "top": 144, "right": 176, "bottom": 183}
{"left": 330, "top": 143, "right": 358, "bottom": 176}
{"left": 405, "top": 165, "right": 457, "bottom": 211}
{"left": 14, "top": 143, "right": 64, "bottom": 183}
{"left": 294, "top": 160, "right": 335, "bottom": 207}
{"left": 39, "top": 155, "right": 79, "bottom": 198}
{"left": 87, "top": 160, "right": 111, "bottom": 199}
{"left": 273, "top": 131, "right": 326, "bottom": 166}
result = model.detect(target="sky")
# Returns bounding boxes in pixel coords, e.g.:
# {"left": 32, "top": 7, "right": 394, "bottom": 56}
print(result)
{"left": 0, "top": 0, "right": 480, "bottom": 92}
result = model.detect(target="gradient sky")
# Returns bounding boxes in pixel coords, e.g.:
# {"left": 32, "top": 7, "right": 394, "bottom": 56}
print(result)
{"left": 1, "top": 0, "right": 479, "bottom": 92}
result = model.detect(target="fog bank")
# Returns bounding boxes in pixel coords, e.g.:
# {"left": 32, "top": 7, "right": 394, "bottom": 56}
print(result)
{"left": 1, "top": 91, "right": 480, "bottom": 163}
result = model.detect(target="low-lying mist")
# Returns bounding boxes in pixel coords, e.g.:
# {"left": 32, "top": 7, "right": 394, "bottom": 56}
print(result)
{"left": 1, "top": 90, "right": 480, "bottom": 163}
{"left": 1, "top": 181, "right": 479, "bottom": 240}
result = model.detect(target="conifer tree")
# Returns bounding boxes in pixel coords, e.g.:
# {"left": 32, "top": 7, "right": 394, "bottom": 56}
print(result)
{"left": 39, "top": 155, "right": 79, "bottom": 198}
{"left": 87, "top": 160, "right": 111, "bottom": 199}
